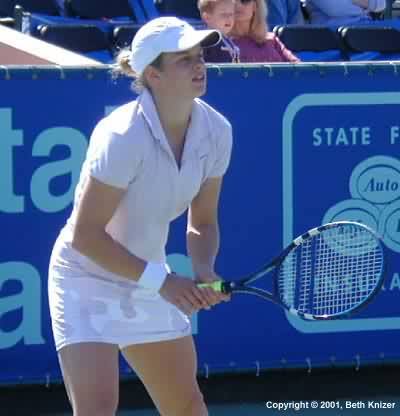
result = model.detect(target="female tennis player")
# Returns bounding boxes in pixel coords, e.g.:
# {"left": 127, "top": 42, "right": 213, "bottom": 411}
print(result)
{"left": 48, "top": 17, "right": 232, "bottom": 416}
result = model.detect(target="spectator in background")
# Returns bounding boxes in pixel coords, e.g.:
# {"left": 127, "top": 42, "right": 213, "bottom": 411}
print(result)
{"left": 266, "top": 0, "right": 304, "bottom": 29}
{"left": 303, "top": 0, "right": 386, "bottom": 26}
{"left": 230, "top": 0, "right": 300, "bottom": 62}
{"left": 199, "top": 0, "right": 241, "bottom": 62}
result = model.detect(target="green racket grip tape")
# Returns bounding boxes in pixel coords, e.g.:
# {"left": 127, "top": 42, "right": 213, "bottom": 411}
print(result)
{"left": 198, "top": 281, "right": 224, "bottom": 292}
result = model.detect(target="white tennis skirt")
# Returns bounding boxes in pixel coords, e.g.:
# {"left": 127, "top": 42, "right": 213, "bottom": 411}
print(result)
{"left": 48, "top": 246, "right": 191, "bottom": 351}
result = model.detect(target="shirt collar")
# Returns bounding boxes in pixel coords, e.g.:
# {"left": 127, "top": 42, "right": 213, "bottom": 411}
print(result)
{"left": 138, "top": 88, "right": 209, "bottom": 156}
{"left": 138, "top": 88, "right": 166, "bottom": 143}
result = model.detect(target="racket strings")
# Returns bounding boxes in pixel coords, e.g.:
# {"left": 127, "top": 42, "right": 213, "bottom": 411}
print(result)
{"left": 278, "top": 225, "right": 384, "bottom": 317}
{"left": 312, "top": 228, "right": 383, "bottom": 315}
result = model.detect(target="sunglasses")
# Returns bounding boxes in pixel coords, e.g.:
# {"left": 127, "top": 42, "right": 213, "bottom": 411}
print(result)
{"left": 239, "top": 0, "right": 255, "bottom": 3}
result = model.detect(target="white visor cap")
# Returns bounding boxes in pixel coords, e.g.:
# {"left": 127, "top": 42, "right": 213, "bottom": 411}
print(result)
{"left": 129, "top": 17, "right": 221, "bottom": 75}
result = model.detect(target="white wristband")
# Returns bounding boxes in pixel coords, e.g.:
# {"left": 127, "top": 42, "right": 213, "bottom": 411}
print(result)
{"left": 138, "top": 262, "right": 169, "bottom": 292}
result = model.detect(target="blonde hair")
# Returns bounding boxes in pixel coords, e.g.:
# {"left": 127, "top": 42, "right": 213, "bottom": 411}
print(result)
{"left": 251, "top": 0, "right": 268, "bottom": 43}
{"left": 111, "top": 48, "right": 164, "bottom": 93}
{"left": 198, "top": 0, "right": 217, "bottom": 14}
{"left": 231, "top": 0, "right": 268, "bottom": 45}
{"left": 198, "top": 0, "right": 234, "bottom": 14}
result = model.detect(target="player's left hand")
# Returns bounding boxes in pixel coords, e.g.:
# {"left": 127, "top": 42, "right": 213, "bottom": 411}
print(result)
{"left": 194, "top": 267, "right": 231, "bottom": 308}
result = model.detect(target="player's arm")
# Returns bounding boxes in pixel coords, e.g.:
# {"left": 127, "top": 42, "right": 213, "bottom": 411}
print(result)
{"left": 187, "top": 177, "right": 222, "bottom": 278}
{"left": 187, "top": 177, "right": 229, "bottom": 304}
{"left": 187, "top": 177, "right": 224, "bottom": 304}
{"left": 71, "top": 176, "right": 147, "bottom": 280}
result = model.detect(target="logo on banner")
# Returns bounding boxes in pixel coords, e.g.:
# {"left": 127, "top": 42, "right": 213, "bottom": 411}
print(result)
{"left": 323, "top": 156, "right": 400, "bottom": 254}
{"left": 283, "top": 92, "right": 400, "bottom": 333}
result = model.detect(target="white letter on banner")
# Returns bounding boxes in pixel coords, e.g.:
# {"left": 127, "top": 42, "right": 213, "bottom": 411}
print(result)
{"left": 390, "top": 273, "right": 400, "bottom": 291}
{"left": 390, "top": 126, "right": 400, "bottom": 144}
{"left": 0, "top": 109, "right": 24, "bottom": 213}
{"left": 312, "top": 128, "right": 322, "bottom": 146}
{"left": 0, "top": 262, "right": 45, "bottom": 349}
{"left": 30, "top": 127, "right": 87, "bottom": 213}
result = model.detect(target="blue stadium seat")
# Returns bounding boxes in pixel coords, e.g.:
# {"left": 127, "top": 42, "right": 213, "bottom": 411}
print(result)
{"left": 126, "top": 0, "right": 146, "bottom": 24}
{"left": 158, "top": 0, "right": 200, "bottom": 19}
{"left": 113, "top": 24, "right": 141, "bottom": 50}
{"left": 0, "top": 0, "right": 13, "bottom": 16}
{"left": 59, "top": 0, "right": 134, "bottom": 19}
{"left": 339, "top": 26, "right": 400, "bottom": 60}
{"left": 37, "top": 24, "right": 113, "bottom": 61}
{"left": 274, "top": 25, "right": 348, "bottom": 61}
{"left": 139, "top": 0, "right": 159, "bottom": 19}
{"left": 0, "top": 0, "right": 59, "bottom": 16}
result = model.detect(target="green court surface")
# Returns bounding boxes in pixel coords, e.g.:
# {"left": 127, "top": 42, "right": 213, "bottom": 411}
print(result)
{"left": 1, "top": 365, "right": 399, "bottom": 415}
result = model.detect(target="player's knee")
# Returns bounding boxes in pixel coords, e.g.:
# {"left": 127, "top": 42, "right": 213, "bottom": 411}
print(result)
{"left": 73, "top": 391, "right": 119, "bottom": 416}
{"left": 177, "top": 389, "right": 207, "bottom": 416}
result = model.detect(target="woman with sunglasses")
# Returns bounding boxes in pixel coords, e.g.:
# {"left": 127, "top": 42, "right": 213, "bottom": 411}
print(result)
{"left": 230, "top": 0, "right": 300, "bottom": 62}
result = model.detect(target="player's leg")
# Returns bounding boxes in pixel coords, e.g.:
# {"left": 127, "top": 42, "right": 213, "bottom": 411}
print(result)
{"left": 58, "top": 342, "right": 120, "bottom": 416}
{"left": 121, "top": 335, "right": 207, "bottom": 416}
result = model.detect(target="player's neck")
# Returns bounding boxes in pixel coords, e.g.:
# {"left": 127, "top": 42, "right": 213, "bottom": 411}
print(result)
{"left": 154, "top": 95, "right": 192, "bottom": 145}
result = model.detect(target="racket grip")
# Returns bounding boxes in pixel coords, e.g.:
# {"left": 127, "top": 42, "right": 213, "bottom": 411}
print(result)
{"left": 198, "top": 281, "right": 224, "bottom": 292}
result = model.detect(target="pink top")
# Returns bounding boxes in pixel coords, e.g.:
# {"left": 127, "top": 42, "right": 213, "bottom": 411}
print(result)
{"left": 233, "top": 33, "right": 300, "bottom": 63}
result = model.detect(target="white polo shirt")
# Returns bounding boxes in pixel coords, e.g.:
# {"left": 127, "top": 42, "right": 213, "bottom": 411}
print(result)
{"left": 56, "top": 88, "right": 232, "bottom": 284}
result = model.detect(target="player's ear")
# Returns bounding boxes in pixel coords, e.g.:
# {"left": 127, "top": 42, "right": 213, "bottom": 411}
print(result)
{"left": 144, "top": 65, "right": 161, "bottom": 86}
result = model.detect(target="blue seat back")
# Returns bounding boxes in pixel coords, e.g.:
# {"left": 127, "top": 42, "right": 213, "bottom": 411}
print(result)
{"left": 274, "top": 24, "right": 348, "bottom": 61}
{"left": 140, "top": 0, "right": 158, "bottom": 19}
{"left": 159, "top": 0, "right": 200, "bottom": 19}
{"left": 0, "top": 0, "right": 59, "bottom": 16}
{"left": 64, "top": 0, "right": 133, "bottom": 19}
{"left": 340, "top": 26, "right": 400, "bottom": 61}
{"left": 37, "top": 23, "right": 111, "bottom": 51}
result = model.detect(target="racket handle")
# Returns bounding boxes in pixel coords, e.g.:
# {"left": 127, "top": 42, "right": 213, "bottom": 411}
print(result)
{"left": 198, "top": 281, "right": 227, "bottom": 293}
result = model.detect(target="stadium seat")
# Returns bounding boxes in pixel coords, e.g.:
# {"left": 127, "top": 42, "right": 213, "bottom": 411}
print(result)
{"left": 36, "top": 24, "right": 113, "bottom": 61}
{"left": 158, "top": 0, "right": 200, "bottom": 19}
{"left": 113, "top": 25, "right": 141, "bottom": 50}
{"left": 273, "top": 25, "right": 348, "bottom": 61}
{"left": 339, "top": 25, "right": 400, "bottom": 61}
{"left": 127, "top": 0, "right": 146, "bottom": 23}
{"left": 0, "top": 0, "right": 12, "bottom": 16}
{"left": 391, "top": 0, "right": 400, "bottom": 18}
{"left": 139, "top": 0, "right": 159, "bottom": 19}
{"left": 0, "top": 0, "right": 59, "bottom": 16}
{"left": 340, "top": 26, "right": 400, "bottom": 53}
{"left": 274, "top": 25, "right": 344, "bottom": 52}
{"left": 60, "top": 0, "right": 134, "bottom": 19}
{"left": 0, "top": 17, "right": 14, "bottom": 27}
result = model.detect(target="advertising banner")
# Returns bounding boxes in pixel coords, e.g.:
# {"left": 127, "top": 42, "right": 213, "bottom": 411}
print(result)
{"left": 0, "top": 64, "right": 399, "bottom": 385}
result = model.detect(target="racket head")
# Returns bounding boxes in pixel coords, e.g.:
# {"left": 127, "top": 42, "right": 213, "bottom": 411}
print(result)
{"left": 275, "top": 221, "right": 386, "bottom": 320}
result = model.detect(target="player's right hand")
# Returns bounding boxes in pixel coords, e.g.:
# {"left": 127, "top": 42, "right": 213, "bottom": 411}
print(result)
{"left": 159, "top": 273, "right": 212, "bottom": 316}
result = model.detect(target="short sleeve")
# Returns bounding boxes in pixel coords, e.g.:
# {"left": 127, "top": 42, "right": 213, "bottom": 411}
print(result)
{"left": 208, "top": 121, "right": 233, "bottom": 178}
{"left": 88, "top": 122, "right": 142, "bottom": 190}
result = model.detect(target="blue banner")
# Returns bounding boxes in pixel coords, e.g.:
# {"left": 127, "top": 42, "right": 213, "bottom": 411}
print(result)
{"left": 0, "top": 64, "right": 399, "bottom": 385}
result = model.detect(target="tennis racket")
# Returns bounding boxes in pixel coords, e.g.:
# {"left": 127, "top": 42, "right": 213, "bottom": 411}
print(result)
{"left": 200, "top": 221, "right": 386, "bottom": 320}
